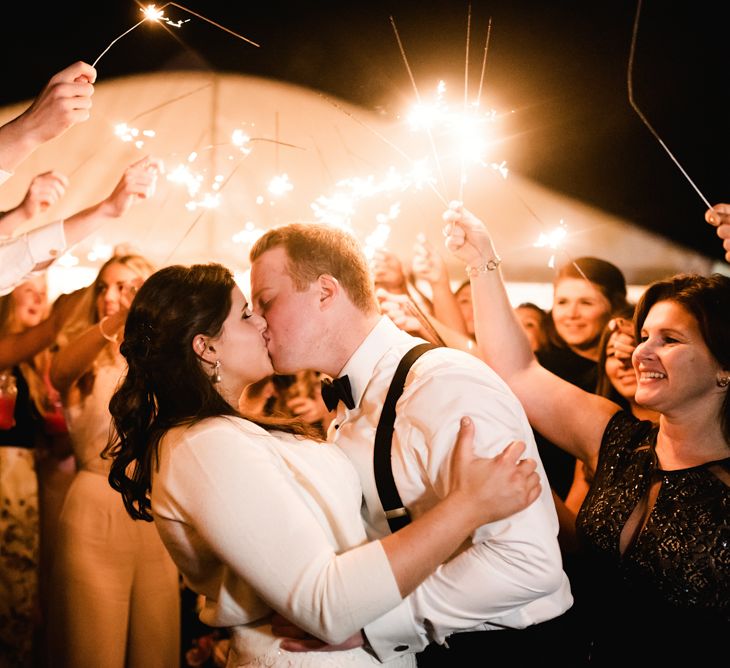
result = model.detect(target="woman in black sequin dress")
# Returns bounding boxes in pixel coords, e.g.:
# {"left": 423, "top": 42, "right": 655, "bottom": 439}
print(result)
{"left": 444, "top": 202, "right": 729, "bottom": 663}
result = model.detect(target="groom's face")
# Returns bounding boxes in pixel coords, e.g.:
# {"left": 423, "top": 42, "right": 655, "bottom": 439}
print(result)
{"left": 250, "top": 246, "right": 321, "bottom": 374}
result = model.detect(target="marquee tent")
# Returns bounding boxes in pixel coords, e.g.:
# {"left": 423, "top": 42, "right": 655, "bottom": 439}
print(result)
{"left": 0, "top": 71, "right": 715, "bottom": 301}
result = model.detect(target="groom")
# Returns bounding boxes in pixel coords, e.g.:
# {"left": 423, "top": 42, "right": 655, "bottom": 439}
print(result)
{"left": 249, "top": 223, "right": 573, "bottom": 664}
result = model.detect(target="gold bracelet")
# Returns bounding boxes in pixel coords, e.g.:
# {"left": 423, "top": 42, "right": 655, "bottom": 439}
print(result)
{"left": 465, "top": 255, "right": 501, "bottom": 277}
{"left": 98, "top": 316, "right": 119, "bottom": 344}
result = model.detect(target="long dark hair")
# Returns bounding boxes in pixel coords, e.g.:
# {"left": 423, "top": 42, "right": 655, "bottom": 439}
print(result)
{"left": 104, "top": 263, "right": 318, "bottom": 521}
{"left": 634, "top": 273, "right": 730, "bottom": 443}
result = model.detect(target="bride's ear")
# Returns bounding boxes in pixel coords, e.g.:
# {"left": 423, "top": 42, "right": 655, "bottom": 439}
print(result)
{"left": 192, "top": 335, "right": 211, "bottom": 360}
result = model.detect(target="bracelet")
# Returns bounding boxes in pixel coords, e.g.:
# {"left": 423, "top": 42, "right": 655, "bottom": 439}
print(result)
{"left": 98, "top": 316, "right": 119, "bottom": 344}
{"left": 465, "top": 255, "right": 501, "bottom": 277}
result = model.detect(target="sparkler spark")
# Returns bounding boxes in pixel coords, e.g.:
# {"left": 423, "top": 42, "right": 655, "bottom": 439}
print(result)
{"left": 92, "top": 5, "right": 181, "bottom": 68}
{"left": 92, "top": 2, "right": 258, "bottom": 69}
{"left": 533, "top": 220, "right": 568, "bottom": 269}
{"left": 268, "top": 173, "right": 293, "bottom": 197}
{"left": 404, "top": 81, "right": 508, "bottom": 186}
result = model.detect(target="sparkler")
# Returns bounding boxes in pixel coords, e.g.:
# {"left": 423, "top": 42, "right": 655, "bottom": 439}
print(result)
{"left": 459, "top": 4, "right": 471, "bottom": 202}
{"left": 533, "top": 220, "right": 568, "bottom": 269}
{"left": 93, "top": 5, "right": 174, "bottom": 68}
{"left": 92, "top": 3, "right": 258, "bottom": 69}
{"left": 161, "top": 153, "right": 247, "bottom": 263}
{"left": 627, "top": 0, "right": 711, "bottom": 208}
{"left": 390, "top": 16, "right": 448, "bottom": 198}
{"left": 318, "top": 92, "right": 448, "bottom": 207}
{"left": 404, "top": 299, "right": 447, "bottom": 347}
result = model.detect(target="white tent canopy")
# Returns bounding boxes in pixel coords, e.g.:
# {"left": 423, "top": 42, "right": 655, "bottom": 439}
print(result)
{"left": 0, "top": 71, "right": 714, "bottom": 301}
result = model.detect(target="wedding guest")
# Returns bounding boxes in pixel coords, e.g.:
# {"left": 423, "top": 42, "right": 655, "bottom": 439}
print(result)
{"left": 444, "top": 201, "right": 729, "bottom": 663}
{"left": 515, "top": 302, "right": 548, "bottom": 353}
{"left": 0, "top": 275, "right": 57, "bottom": 668}
{"left": 1, "top": 156, "right": 160, "bottom": 297}
{"left": 0, "top": 61, "right": 95, "bottom": 184}
{"left": 47, "top": 253, "right": 180, "bottom": 668}
{"left": 535, "top": 255, "right": 631, "bottom": 500}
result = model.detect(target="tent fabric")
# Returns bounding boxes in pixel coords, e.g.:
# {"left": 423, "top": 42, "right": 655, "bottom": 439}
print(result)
{"left": 0, "top": 71, "right": 714, "bottom": 287}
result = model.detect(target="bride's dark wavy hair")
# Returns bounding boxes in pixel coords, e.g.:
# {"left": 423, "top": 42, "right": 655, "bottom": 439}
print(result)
{"left": 104, "top": 262, "right": 319, "bottom": 521}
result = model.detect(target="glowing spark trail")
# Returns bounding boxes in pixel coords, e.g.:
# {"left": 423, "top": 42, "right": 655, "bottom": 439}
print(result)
{"left": 390, "top": 15, "right": 448, "bottom": 198}
{"left": 459, "top": 4, "right": 472, "bottom": 202}
{"left": 92, "top": 3, "right": 258, "bottom": 69}
{"left": 160, "top": 2, "right": 259, "bottom": 47}
{"left": 318, "top": 92, "right": 448, "bottom": 207}
{"left": 93, "top": 5, "right": 173, "bottom": 67}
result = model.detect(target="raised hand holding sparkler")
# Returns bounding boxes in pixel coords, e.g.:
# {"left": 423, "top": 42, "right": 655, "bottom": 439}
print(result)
{"left": 0, "top": 61, "right": 96, "bottom": 175}
{"left": 98, "top": 154, "right": 163, "bottom": 219}
{"left": 705, "top": 204, "right": 730, "bottom": 262}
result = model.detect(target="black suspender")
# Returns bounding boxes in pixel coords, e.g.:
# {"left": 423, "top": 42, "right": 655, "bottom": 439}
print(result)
{"left": 374, "top": 342, "right": 438, "bottom": 533}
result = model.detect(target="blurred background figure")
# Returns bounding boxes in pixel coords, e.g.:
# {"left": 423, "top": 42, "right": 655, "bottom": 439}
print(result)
{"left": 240, "top": 370, "right": 333, "bottom": 439}
{"left": 47, "top": 254, "right": 180, "bottom": 668}
{"left": 0, "top": 272, "right": 79, "bottom": 667}
{"left": 535, "top": 256, "right": 631, "bottom": 500}
{"left": 515, "top": 302, "right": 548, "bottom": 353}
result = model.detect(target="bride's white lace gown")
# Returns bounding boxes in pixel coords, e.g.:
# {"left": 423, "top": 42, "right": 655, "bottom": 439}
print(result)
{"left": 152, "top": 417, "right": 415, "bottom": 668}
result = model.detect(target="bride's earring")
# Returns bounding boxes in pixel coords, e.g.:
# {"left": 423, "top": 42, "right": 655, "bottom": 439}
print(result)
{"left": 211, "top": 360, "right": 222, "bottom": 384}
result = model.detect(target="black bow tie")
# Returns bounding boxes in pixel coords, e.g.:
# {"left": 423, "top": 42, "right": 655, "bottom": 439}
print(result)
{"left": 320, "top": 375, "right": 356, "bottom": 412}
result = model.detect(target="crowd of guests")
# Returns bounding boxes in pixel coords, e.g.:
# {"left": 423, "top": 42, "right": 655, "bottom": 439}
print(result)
{"left": 1, "top": 60, "right": 728, "bottom": 668}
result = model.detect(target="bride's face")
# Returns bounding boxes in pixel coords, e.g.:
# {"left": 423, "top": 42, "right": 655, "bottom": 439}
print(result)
{"left": 206, "top": 287, "right": 274, "bottom": 397}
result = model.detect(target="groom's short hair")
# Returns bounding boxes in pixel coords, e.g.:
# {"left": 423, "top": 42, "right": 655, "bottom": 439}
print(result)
{"left": 250, "top": 223, "right": 378, "bottom": 313}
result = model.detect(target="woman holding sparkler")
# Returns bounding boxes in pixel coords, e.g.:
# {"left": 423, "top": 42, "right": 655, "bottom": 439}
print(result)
{"left": 47, "top": 251, "right": 181, "bottom": 668}
{"left": 443, "top": 201, "right": 729, "bottom": 662}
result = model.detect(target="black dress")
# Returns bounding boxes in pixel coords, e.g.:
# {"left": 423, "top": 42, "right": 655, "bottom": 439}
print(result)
{"left": 576, "top": 411, "right": 730, "bottom": 662}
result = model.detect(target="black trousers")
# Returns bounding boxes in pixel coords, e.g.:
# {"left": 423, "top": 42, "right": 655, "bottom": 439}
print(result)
{"left": 415, "top": 610, "right": 589, "bottom": 667}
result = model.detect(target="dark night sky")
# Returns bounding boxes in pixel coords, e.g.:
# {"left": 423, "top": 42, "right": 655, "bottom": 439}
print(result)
{"left": 2, "top": 0, "right": 727, "bottom": 262}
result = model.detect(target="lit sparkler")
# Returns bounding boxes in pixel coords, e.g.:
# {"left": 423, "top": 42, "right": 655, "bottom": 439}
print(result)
{"left": 93, "top": 5, "right": 180, "bottom": 68}
{"left": 268, "top": 173, "right": 293, "bottom": 197}
{"left": 404, "top": 80, "right": 509, "bottom": 188}
{"left": 92, "top": 3, "right": 258, "bottom": 69}
{"left": 533, "top": 219, "right": 568, "bottom": 268}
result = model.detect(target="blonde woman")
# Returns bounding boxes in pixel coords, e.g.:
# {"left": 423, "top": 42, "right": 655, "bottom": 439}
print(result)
{"left": 48, "top": 254, "right": 180, "bottom": 668}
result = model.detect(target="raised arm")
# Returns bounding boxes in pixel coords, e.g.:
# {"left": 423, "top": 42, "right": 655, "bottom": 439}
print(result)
{"left": 0, "top": 171, "right": 69, "bottom": 235}
{"left": 443, "top": 201, "right": 618, "bottom": 468}
{"left": 62, "top": 156, "right": 161, "bottom": 247}
{"left": 376, "top": 287, "right": 479, "bottom": 355}
{"left": 411, "top": 235, "right": 468, "bottom": 334}
{"left": 0, "top": 61, "right": 96, "bottom": 177}
{"left": 0, "top": 287, "right": 84, "bottom": 368}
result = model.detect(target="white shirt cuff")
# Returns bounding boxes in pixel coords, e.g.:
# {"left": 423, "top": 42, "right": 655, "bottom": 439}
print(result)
{"left": 363, "top": 598, "right": 428, "bottom": 661}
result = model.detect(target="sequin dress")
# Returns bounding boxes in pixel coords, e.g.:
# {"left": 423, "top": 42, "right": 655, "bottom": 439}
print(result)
{"left": 576, "top": 410, "right": 729, "bottom": 662}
